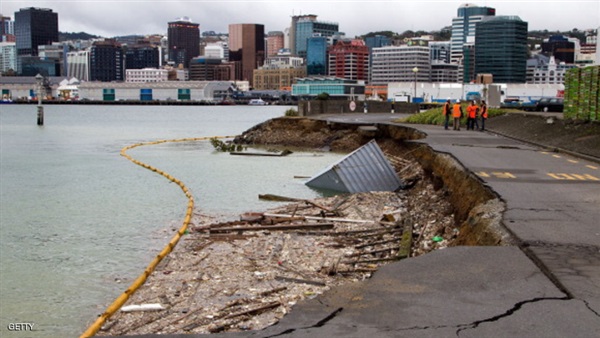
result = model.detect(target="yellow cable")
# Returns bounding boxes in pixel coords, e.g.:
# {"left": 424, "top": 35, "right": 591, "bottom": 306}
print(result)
{"left": 80, "top": 135, "right": 236, "bottom": 338}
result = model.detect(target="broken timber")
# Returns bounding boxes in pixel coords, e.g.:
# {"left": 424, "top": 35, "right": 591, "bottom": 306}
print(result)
{"left": 208, "top": 223, "right": 334, "bottom": 233}
{"left": 230, "top": 150, "right": 292, "bottom": 157}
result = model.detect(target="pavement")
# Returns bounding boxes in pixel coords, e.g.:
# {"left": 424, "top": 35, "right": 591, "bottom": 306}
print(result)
{"left": 116, "top": 113, "right": 600, "bottom": 338}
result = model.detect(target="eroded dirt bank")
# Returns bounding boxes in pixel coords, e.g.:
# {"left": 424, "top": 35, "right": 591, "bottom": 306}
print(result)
{"left": 98, "top": 117, "right": 512, "bottom": 336}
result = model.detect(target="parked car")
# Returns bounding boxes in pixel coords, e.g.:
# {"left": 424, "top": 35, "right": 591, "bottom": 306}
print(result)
{"left": 501, "top": 97, "right": 536, "bottom": 111}
{"left": 535, "top": 97, "right": 564, "bottom": 112}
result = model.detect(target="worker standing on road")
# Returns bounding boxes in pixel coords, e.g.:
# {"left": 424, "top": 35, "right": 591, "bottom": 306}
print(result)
{"left": 480, "top": 100, "right": 488, "bottom": 131}
{"left": 443, "top": 99, "right": 451, "bottom": 130}
{"left": 466, "top": 101, "right": 478, "bottom": 130}
{"left": 452, "top": 99, "right": 463, "bottom": 130}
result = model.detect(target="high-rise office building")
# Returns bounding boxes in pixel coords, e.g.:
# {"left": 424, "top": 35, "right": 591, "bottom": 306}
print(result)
{"left": 14, "top": 7, "right": 58, "bottom": 57}
{"left": 292, "top": 15, "right": 339, "bottom": 58}
{"left": 90, "top": 39, "right": 124, "bottom": 82}
{"left": 474, "top": 16, "right": 528, "bottom": 83}
{"left": 306, "top": 35, "right": 328, "bottom": 76}
{"left": 370, "top": 46, "right": 431, "bottom": 85}
{"left": 167, "top": 17, "right": 200, "bottom": 69}
{"left": 328, "top": 39, "right": 369, "bottom": 82}
{"left": 450, "top": 4, "right": 495, "bottom": 64}
{"left": 14, "top": 7, "right": 58, "bottom": 74}
{"left": 228, "top": 23, "right": 265, "bottom": 85}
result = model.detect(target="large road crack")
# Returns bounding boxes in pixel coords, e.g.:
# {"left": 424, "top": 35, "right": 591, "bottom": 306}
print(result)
{"left": 264, "top": 307, "right": 344, "bottom": 337}
{"left": 455, "top": 296, "right": 569, "bottom": 336}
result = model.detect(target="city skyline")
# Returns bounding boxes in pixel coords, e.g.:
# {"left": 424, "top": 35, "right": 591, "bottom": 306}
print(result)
{"left": 1, "top": 0, "right": 599, "bottom": 38}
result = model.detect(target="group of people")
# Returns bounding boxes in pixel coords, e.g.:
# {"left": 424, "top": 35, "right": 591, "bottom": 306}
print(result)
{"left": 442, "top": 99, "right": 488, "bottom": 131}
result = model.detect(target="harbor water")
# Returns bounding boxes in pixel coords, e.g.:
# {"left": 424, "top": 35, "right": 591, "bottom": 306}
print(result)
{"left": 0, "top": 105, "right": 344, "bottom": 337}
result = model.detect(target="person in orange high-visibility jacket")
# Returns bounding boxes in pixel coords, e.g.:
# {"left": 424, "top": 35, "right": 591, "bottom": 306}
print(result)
{"left": 466, "top": 101, "right": 478, "bottom": 130}
{"left": 452, "top": 99, "right": 463, "bottom": 130}
{"left": 442, "top": 99, "right": 451, "bottom": 130}
{"left": 480, "top": 100, "right": 488, "bottom": 131}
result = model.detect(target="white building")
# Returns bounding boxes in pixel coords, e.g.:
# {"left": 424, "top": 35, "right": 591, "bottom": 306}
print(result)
{"left": 531, "top": 56, "right": 577, "bottom": 84}
{"left": 78, "top": 81, "right": 229, "bottom": 101}
{"left": 125, "top": 68, "right": 169, "bottom": 83}
{"left": 0, "top": 42, "right": 16, "bottom": 73}
{"left": 67, "top": 50, "right": 90, "bottom": 81}
{"left": 265, "top": 55, "right": 304, "bottom": 68}
{"left": 204, "top": 44, "right": 225, "bottom": 59}
{"left": 369, "top": 45, "right": 431, "bottom": 85}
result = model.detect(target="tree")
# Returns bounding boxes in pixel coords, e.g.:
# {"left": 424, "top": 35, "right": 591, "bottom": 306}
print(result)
{"left": 316, "top": 92, "right": 330, "bottom": 100}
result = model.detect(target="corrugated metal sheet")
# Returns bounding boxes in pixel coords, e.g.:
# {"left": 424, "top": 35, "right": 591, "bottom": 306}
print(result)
{"left": 305, "top": 140, "right": 403, "bottom": 193}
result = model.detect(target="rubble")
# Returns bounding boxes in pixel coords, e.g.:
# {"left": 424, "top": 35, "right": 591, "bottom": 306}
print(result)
{"left": 96, "top": 117, "right": 466, "bottom": 336}
{"left": 99, "top": 159, "right": 458, "bottom": 336}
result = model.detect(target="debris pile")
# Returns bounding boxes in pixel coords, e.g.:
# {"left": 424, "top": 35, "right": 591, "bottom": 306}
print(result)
{"left": 100, "top": 163, "right": 458, "bottom": 336}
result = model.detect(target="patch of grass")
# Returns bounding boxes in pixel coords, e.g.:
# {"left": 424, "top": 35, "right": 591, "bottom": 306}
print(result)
{"left": 284, "top": 108, "right": 299, "bottom": 117}
{"left": 395, "top": 107, "right": 520, "bottom": 126}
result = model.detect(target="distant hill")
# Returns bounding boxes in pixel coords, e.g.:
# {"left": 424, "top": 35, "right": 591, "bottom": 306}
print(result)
{"left": 59, "top": 31, "right": 101, "bottom": 41}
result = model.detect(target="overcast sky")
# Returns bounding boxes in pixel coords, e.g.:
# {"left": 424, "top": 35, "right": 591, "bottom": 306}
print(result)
{"left": 1, "top": 0, "right": 599, "bottom": 38}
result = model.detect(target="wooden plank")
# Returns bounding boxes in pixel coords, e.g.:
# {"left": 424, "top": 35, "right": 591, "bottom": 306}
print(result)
{"left": 263, "top": 213, "right": 374, "bottom": 224}
{"left": 274, "top": 276, "right": 326, "bottom": 286}
{"left": 209, "top": 223, "right": 334, "bottom": 233}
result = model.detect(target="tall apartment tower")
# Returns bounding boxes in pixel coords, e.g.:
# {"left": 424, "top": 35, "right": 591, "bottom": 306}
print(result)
{"left": 291, "top": 15, "right": 339, "bottom": 58}
{"left": 450, "top": 4, "right": 495, "bottom": 65}
{"left": 474, "top": 16, "right": 528, "bottom": 83}
{"left": 328, "top": 39, "right": 370, "bottom": 82}
{"left": 228, "top": 23, "right": 265, "bottom": 85}
{"left": 167, "top": 17, "right": 200, "bottom": 69}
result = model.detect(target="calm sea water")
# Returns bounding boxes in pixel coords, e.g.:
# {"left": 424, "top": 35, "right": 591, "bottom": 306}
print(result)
{"left": 0, "top": 105, "right": 344, "bottom": 337}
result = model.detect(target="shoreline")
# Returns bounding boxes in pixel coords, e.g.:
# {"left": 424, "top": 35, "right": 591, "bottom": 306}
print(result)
{"left": 93, "top": 117, "right": 486, "bottom": 336}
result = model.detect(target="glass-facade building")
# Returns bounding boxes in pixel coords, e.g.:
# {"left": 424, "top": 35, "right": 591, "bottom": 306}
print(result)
{"left": 14, "top": 7, "right": 58, "bottom": 57}
{"left": 450, "top": 4, "right": 495, "bottom": 64}
{"left": 306, "top": 36, "right": 327, "bottom": 76}
{"left": 14, "top": 7, "right": 58, "bottom": 74}
{"left": 292, "top": 77, "right": 364, "bottom": 97}
{"left": 365, "top": 35, "right": 391, "bottom": 50}
{"left": 295, "top": 18, "right": 338, "bottom": 58}
{"left": 475, "top": 16, "right": 528, "bottom": 83}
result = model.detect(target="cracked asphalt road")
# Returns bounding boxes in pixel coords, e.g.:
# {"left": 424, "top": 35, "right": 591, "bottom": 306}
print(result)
{"left": 110, "top": 115, "right": 600, "bottom": 338}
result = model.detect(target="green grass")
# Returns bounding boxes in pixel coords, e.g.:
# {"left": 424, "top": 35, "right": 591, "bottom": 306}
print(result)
{"left": 395, "top": 106, "right": 519, "bottom": 125}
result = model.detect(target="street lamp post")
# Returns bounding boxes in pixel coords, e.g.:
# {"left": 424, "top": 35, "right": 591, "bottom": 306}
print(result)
{"left": 35, "top": 73, "right": 44, "bottom": 126}
{"left": 412, "top": 67, "right": 419, "bottom": 103}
